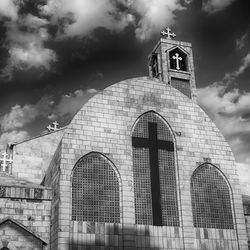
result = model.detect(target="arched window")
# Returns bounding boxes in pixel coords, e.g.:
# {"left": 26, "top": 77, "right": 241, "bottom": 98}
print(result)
{"left": 191, "top": 163, "right": 234, "bottom": 229}
{"left": 150, "top": 53, "right": 160, "bottom": 78}
{"left": 72, "top": 152, "right": 120, "bottom": 223}
{"left": 132, "top": 111, "right": 179, "bottom": 226}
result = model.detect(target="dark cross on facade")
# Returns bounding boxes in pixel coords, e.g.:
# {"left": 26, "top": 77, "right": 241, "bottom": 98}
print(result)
{"left": 46, "top": 121, "right": 59, "bottom": 132}
{"left": 160, "top": 27, "right": 176, "bottom": 40}
{"left": 172, "top": 53, "right": 182, "bottom": 70}
{"left": 132, "top": 122, "right": 174, "bottom": 226}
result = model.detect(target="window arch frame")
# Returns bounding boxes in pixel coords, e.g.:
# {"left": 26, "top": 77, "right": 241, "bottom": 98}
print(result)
{"left": 71, "top": 151, "right": 122, "bottom": 223}
{"left": 190, "top": 162, "right": 235, "bottom": 229}
{"left": 131, "top": 110, "right": 181, "bottom": 227}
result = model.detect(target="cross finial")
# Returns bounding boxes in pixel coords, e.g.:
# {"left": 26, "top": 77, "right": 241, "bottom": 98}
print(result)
{"left": 160, "top": 27, "right": 176, "bottom": 40}
{"left": 46, "top": 121, "right": 59, "bottom": 132}
{"left": 0, "top": 152, "right": 13, "bottom": 172}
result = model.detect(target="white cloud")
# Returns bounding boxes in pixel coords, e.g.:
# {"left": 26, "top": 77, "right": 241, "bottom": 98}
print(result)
{"left": 236, "top": 33, "right": 247, "bottom": 50}
{"left": 198, "top": 83, "right": 250, "bottom": 161}
{"left": 41, "top": 0, "right": 134, "bottom": 38}
{"left": 197, "top": 52, "right": 250, "bottom": 195}
{"left": 1, "top": 11, "right": 57, "bottom": 81}
{"left": 0, "top": 97, "right": 53, "bottom": 131}
{"left": 131, "top": 0, "right": 184, "bottom": 40}
{"left": 237, "top": 162, "right": 250, "bottom": 195}
{"left": 1, "top": 0, "right": 239, "bottom": 80}
{"left": 0, "top": 88, "right": 99, "bottom": 134}
{"left": 0, "top": 88, "right": 98, "bottom": 150}
{"left": 232, "top": 53, "right": 250, "bottom": 77}
{"left": 1, "top": 104, "right": 38, "bottom": 131}
{"left": 202, "top": 0, "right": 237, "bottom": 13}
{"left": 198, "top": 84, "right": 250, "bottom": 195}
{"left": 222, "top": 53, "right": 250, "bottom": 85}
{"left": 47, "top": 113, "right": 57, "bottom": 121}
{"left": 54, "top": 88, "right": 99, "bottom": 118}
{"left": 41, "top": 0, "right": 185, "bottom": 41}
{"left": 0, "top": 0, "right": 18, "bottom": 21}
{"left": 0, "top": 130, "right": 29, "bottom": 151}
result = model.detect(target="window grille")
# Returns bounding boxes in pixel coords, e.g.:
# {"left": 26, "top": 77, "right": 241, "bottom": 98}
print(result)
{"left": 171, "top": 78, "right": 191, "bottom": 99}
{"left": 191, "top": 163, "right": 234, "bottom": 229}
{"left": 72, "top": 153, "right": 120, "bottom": 223}
{"left": 132, "top": 111, "right": 179, "bottom": 226}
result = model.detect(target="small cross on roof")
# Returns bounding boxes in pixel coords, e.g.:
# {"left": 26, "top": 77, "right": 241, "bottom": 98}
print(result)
{"left": 160, "top": 27, "right": 176, "bottom": 40}
{"left": 46, "top": 121, "right": 59, "bottom": 132}
{"left": 0, "top": 152, "right": 13, "bottom": 172}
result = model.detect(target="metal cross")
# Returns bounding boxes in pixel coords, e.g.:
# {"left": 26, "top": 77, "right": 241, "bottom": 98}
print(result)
{"left": 46, "top": 121, "right": 59, "bottom": 132}
{"left": 172, "top": 53, "right": 182, "bottom": 70}
{"left": 0, "top": 152, "right": 13, "bottom": 172}
{"left": 160, "top": 27, "right": 176, "bottom": 39}
{"left": 52, "top": 121, "right": 59, "bottom": 129}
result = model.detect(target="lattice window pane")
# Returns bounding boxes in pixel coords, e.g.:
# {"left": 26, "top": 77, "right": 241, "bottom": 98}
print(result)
{"left": 191, "top": 164, "right": 234, "bottom": 229}
{"left": 171, "top": 78, "right": 191, "bottom": 99}
{"left": 72, "top": 153, "right": 120, "bottom": 223}
{"left": 159, "top": 150, "right": 179, "bottom": 226}
{"left": 133, "top": 148, "right": 153, "bottom": 225}
{"left": 132, "top": 111, "right": 179, "bottom": 226}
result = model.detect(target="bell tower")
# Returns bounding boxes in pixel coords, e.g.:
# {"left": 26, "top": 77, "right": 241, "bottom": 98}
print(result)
{"left": 148, "top": 27, "right": 197, "bottom": 100}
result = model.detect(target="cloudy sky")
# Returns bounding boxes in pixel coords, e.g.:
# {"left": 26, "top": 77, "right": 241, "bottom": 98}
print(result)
{"left": 0, "top": 0, "right": 249, "bottom": 193}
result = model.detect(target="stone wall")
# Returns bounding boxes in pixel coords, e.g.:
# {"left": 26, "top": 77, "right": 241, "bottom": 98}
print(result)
{"left": 245, "top": 216, "right": 250, "bottom": 243}
{"left": 243, "top": 195, "right": 250, "bottom": 246}
{"left": 11, "top": 129, "right": 64, "bottom": 184}
{"left": 55, "top": 77, "right": 247, "bottom": 249}
{"left": 69, "top": 222, "right": 183, "bottom": 249}
{"left": 0, "top": 198, "right": 51, "bottom": 246}
{"left": 43, "top": 141, "right": 62, "bottom": 250}
{"left": 0, "top": 222, "right": 44, "bottom": 250}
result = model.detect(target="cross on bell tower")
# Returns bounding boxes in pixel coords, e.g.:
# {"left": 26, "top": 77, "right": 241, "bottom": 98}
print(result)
{"left": 148, "top": 27, "right": 197, "bottom": 100}
{"left": 172, "top": 53, "right": 183, "bottom": 70}
{"left": 160, "top": 27, "right": 176, "bottom": 40}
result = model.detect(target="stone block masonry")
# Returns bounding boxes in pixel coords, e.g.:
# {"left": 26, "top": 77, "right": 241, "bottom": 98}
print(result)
{"left": 10, "top": 128, "right": 64, "bottom": 184}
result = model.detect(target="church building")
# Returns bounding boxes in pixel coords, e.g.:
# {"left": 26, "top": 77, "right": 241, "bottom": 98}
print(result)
{"left": 0, "top": 28, "right": 249, "bottom": 250}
